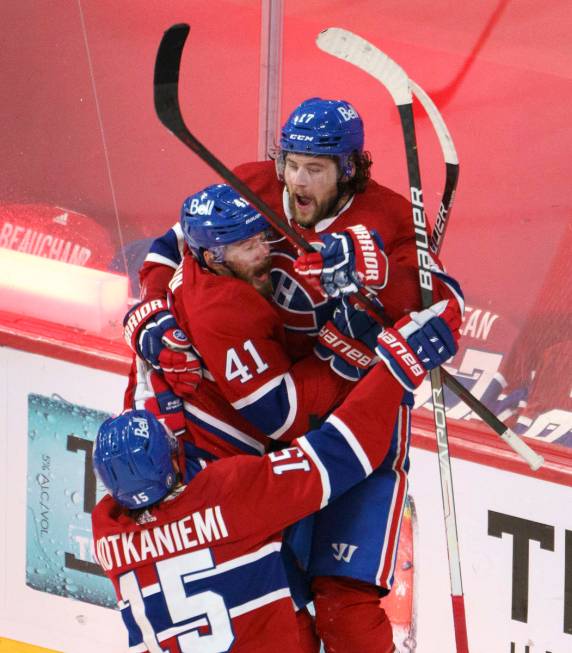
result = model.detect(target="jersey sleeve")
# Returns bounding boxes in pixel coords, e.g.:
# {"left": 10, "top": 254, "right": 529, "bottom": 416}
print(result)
{"left": 204, "top": 360, "right": 404, "bottom": 539}
{"left": 178, "top": 276, "right": 351, "bottom": 442}
{"left": 139, "top": 222, "right": 184, "bottom": 300}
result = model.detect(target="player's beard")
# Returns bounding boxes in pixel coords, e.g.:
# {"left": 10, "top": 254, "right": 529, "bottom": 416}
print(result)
{"left": 228, "top": 258, "right": 273, "bottom": 298}
{"left": 287, "top": 188, "right": 343, "bottom": 229}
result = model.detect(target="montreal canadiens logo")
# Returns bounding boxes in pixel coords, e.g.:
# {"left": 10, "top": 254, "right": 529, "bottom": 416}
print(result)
{"left": 270, "top": 250, "right": 332, "bottom": 333}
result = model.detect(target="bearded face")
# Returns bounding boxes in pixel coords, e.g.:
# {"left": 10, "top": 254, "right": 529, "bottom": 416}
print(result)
{"left": 222, "top": 232, "right": 273, "bottom": 297}
{"left": 283, "top": 153, "right": 343, "bottom": 228}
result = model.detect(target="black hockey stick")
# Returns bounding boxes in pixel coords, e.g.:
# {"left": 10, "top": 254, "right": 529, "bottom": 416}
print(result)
{"left": 315, "top": 27, "right": 543, "bottom": 471}
{"left": 154, "top": 24, "right": 312, "bottom": 256}
{"left": 154, "top": 23, "right": 388, "bottom": 322}
{"left": 153, "top": 23, "right": 543, "bottom": 472}
{"left": 407, "top": 80, "right": 459, "bottom": 255}
{"left": 317, "top": 27, "right": 470, "bottom": 653}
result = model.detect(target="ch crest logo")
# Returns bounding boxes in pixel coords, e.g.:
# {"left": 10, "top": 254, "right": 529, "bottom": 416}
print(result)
{"left": 332, "top": 542, "right": 358, "bottom": 562}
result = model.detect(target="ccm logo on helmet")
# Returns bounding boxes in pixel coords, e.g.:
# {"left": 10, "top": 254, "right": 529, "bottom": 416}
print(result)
{"left": 289, "top": 134, "right": 314, "bottom": 142}
{"left": 378, "top": 331, "right": 424, "bottom": 378}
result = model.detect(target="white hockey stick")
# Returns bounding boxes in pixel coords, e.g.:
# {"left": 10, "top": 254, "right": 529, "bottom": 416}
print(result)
{"left": 318, "top": 26, "right": 469, "bottom": 651}
{"left": 315, "top": 27, "right": 543, "bottom": 470}
{"left": 408, "top": 80, "right": 459, "bottom": 255}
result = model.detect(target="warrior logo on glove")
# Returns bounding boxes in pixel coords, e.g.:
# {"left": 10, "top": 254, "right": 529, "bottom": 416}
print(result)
{"left": 294, "top": 224, "right": 389, "bottom": 298}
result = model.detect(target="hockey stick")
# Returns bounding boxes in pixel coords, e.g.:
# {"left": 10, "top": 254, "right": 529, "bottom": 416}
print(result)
{"left": 153, "top": 24, "right": 312, "bottom": 256}
{"left": 317, "top": 27, "right": 470, "bottom": 653}
{"left": 315, "top": 28, "right": 543, "bottom": 472}
{"left": 154, "top": 23, "right": 391, "bottom": 323}
{"left": 153, "top": 23, "right": 543, "bottom": 472}
{"left": 408, "top": 80, "right": 459, "bottom": 255}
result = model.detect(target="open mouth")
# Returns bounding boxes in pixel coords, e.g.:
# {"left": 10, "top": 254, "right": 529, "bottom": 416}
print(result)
{"left": 253, "top": 261, "right": 272, "bottom": 282}
{"left": 295, "top": 194, "right": 313, "bottom": 208}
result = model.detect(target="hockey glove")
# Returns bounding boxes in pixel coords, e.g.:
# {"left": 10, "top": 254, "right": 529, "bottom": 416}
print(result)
{"left": 294, "top": 225, "right": 389, "bottom": 298}
{"left": 375, "top": 299, "right": 461, "bottom": 391}
{"left": 133, "top": 358, "right": 186, "bottom": 437}
{"left": 123, "top": 298, "right": 202, "bottom": 397}
{"left": 314, "top": 296, "right": 383, "bottom": 381}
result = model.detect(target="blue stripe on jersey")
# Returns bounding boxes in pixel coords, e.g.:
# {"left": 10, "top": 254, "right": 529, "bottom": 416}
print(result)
{"left": 302, "top": 418, "right": 373, "bottom": 503}
{"left": 146, "top": 226, "right": 183, "bottom": 268}
{"left": 432, "top": 266, "right": 465, "bottom": 313}
{"left": 120, "top": 547, "right": 288, "bottom": 648}
{"left": 233, "top": 374, "right": 295, "bottom": 439}
{"left": 183, "top": 404, "right": 264, "bottom": 456}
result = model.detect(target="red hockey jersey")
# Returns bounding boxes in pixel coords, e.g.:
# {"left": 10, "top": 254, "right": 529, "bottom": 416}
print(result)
{"left": 0, "top": 202, "right": 115, "bottom": 269}
{"left": 93, "top": 364, "right": 404, "bottom": 653}
{"left": 140, "top": 160, "right": 458, "bottom": 360}
{"left": 166, "top": 254, "right": 351, "bottom": 456}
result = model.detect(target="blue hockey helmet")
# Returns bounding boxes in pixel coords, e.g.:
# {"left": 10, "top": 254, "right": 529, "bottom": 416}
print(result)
{"left": 93, "top": 410, "right": 178, "bottom": 510}
{"left": 278, "top": 98, "right": 364, "bottom": 176}
{"left": 180, "top": 184, "right": 271, "bottom": 262}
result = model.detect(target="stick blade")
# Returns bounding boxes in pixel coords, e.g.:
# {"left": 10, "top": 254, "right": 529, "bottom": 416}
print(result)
{"left": 154, "top": 23, "right": 190, "bottom": 130}
{"left": 316, "top": 27, "right": 411, "bottom": 105}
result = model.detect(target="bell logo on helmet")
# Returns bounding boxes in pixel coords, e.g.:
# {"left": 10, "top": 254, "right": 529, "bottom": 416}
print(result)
{"left": 187, "top": 198, "right": 215, "bottom": 216}
{"left": 132, "top": 416, "right": 150, "bottom": 439}
{"left": 337, "top": 105, "right": 359, "bottom": 122}
{"left": 180, "top": 184, "right": 271, "bottom": 257}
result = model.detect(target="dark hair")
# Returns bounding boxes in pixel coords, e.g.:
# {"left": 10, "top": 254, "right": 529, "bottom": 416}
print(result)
{"left": 338, "top": 150, "right": 373, "bottom": 195}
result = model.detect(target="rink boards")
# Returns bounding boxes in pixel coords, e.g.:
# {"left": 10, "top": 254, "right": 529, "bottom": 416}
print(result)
{"left": 0, "top": 320, "right": 569, "bottom": 653}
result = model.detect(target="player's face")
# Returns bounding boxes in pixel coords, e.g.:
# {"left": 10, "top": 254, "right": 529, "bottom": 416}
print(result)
{"left": 224, "top": 231, "right": 273, "bottom": 297}
{"left": 284, "top": 153, "right": 341, "bottom": 228}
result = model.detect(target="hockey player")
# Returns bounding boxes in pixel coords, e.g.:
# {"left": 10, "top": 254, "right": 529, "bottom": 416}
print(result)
{"left": 125, "top": 181, "right": 463, "bottom": 652}
{"left": 92, "top": 301, "right": 460, "bottom": 653}
{"left": 123, "top": 99, "right": 464, "bottom": 652}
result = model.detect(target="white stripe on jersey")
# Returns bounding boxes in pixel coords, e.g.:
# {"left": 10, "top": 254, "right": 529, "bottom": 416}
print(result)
{"left": 128, "top": 617, "right": 210, "bottom": 652}
{"left": 375, "top": 404, "right": 410, "bottom": 587}
{"left": 326, "top": 413, "right": 373, "bottom": 475}
{"left": 127, "top": 589, "right": 291, "bottom": 653}
{"left": 144, "top": 251, "right": 181, "bottom": 269}
{"left": 230, "top": 372, "right": 298, "bottom": 440}
{"left": 183, "top": 401, "right": 265, "bottom": 454}
{"left": 182, "top": 541, "right": 283, "bottom": 584}
{"left": 429, "top": 258, "right": 465, "bottom": 315}
{"left": 297, "top": 436, "right": 331, "bottom": 508}
{"left": 229, "top": 587, "right": 292, "bottom": 618}
{"left": 130, "top": 541, "right": 283, "bottom": 600}
{"left": 231, "top": 374, "right": 286, "bottom": 410}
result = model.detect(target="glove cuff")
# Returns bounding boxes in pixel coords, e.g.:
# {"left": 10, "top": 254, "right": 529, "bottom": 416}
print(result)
{"left": 375, "top": 327, "right": 425, "bottom": 391}
{"left": 318, "top": 320, "right": 377, "bottom": 370}
{"left": 123, "top": 298, "right": 169, "bottom": 349}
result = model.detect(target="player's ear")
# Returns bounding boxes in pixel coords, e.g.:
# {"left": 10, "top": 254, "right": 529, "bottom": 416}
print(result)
{"left": 339, "top": 157, "right": 356, "bottom": 181}
{"left": 203, "top": 250, "right": 229, "bottom": 276}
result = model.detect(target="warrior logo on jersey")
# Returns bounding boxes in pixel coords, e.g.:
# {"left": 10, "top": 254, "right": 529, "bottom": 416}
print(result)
{"left": 270, "top": 250, "right": 333, "bottom": 334}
